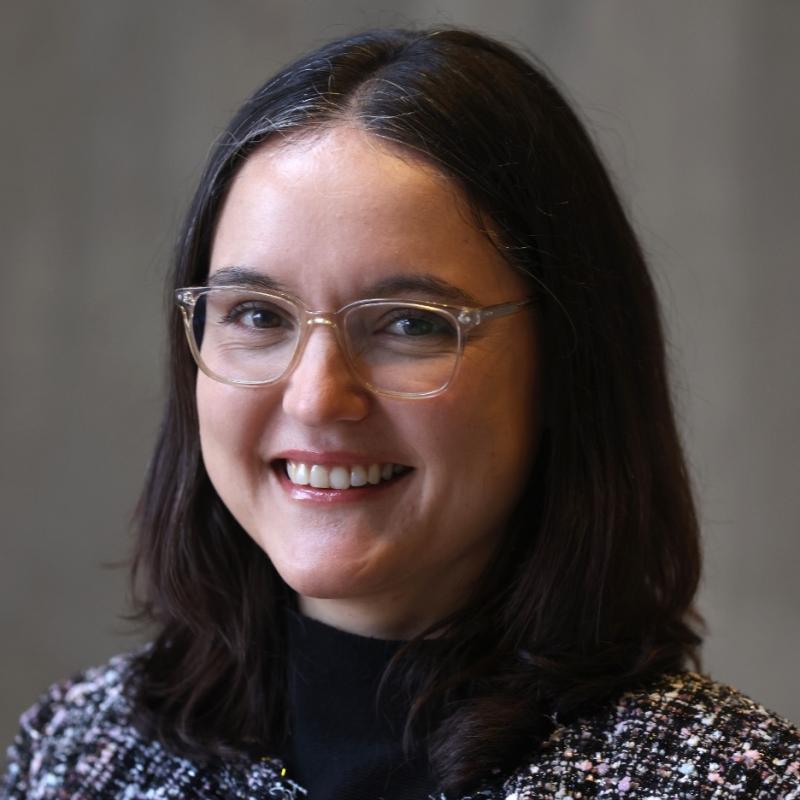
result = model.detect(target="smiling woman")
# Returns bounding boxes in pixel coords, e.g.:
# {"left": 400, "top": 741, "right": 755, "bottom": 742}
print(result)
{"left": 3, "top": 26, "right": 799, "bottom": 800}
{"left": 195, "top": 128, "right": 540, "bottom": 640}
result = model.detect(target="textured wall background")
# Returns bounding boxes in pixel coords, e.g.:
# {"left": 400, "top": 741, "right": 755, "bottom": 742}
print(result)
{"left": 2, "top": 0, "right": 798, "bottom": 748}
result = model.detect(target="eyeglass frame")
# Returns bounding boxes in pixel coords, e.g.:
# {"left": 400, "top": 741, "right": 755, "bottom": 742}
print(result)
{"left": 174, "top": 285, "right": 535, "bottom": 399}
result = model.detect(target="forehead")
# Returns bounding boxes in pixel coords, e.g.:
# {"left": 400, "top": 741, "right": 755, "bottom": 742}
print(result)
{"left": 209, "top": 127, "right": 530, "bottom": 304}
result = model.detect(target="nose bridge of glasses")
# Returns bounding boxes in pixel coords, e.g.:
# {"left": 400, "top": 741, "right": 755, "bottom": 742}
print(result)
{"left": 303, "top": 312, "right": 344, "bottom": 349}
{"left": 306, "top": 312, "right": 338, "bottom": 328}
{"left": 296, "top": 310, "right": 352, "bottom": 369}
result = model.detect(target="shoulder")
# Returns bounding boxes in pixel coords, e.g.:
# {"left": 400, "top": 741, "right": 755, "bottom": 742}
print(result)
{"left": 500, "top": 671, "right": 800, "bottom": 799}
{"left": 1, "top": 650, "right": 298, "bottom": 800}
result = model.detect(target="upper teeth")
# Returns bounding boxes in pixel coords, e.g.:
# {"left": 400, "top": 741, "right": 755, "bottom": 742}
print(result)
{"left": 285, "top": 461, "right": 407, "bottom": 489}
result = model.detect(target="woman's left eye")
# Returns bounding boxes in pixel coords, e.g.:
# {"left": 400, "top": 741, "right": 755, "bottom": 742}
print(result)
{"left": 382, "top": 311, "right": 452, "bottom": 337}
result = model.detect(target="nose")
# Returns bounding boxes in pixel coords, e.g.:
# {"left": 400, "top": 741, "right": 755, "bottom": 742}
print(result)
{"left": 281, "top": 324, "right": 371, "bottom": 425}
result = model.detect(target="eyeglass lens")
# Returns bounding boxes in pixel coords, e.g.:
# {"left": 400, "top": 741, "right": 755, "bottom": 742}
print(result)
{"left": 190, "top": 288, "right": 461, "bottom": 395}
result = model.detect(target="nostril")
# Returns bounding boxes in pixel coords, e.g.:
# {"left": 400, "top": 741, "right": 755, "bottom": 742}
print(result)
{"left": 281, "top": 347, "right": 372, "bottom": 424}
{"left": 282, "top": 393, "right": 370, "bottom": 425}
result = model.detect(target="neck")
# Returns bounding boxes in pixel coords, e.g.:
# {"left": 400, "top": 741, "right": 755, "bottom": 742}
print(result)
{"left": 298, "top": 588, "right": 466, "bottom": 640}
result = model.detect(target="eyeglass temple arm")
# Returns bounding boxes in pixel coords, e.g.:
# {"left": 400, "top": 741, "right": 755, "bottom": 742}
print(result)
{"left": 456, "top": 298, "right": 534, "bottom": 331}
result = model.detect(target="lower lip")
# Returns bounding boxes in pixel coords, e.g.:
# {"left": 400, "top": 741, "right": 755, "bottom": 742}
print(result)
{"left": 272, "top": 463, "right": 412, "bottom": 504}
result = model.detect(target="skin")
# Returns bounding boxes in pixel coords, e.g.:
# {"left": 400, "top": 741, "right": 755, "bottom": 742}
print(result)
{"left": 197, "top": 126, "right": 542, "bottom": 639}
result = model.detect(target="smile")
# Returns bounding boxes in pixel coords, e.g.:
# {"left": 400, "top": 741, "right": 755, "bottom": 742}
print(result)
{"left": 283, "top": 460, "right": 412, "bottom": 490}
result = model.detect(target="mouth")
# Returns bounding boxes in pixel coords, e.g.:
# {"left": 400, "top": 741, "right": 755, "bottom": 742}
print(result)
{"left": 274, "top": 459, "right": 413, "bottom": 491}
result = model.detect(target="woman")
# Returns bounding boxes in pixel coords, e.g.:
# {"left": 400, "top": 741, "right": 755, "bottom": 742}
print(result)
{"left": 4, "top": 27, "right": 798, "bottom": 800}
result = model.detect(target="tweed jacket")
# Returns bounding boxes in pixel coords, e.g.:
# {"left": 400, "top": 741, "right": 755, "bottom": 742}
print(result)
{"left": 3, "top": 652, "right": 799, "bottom": 799}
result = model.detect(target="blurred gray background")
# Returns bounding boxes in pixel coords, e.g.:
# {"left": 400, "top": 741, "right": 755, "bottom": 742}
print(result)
{"left": 2, "top": 0, "right": 798, "bottom": 748}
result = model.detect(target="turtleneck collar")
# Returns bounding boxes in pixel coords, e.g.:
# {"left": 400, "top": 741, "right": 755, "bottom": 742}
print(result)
{"left": 283, "top": 608, "right": 439, "bottom": 800}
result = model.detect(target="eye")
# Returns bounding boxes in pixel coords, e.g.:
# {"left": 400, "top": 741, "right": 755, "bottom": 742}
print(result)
{"left": 219, "top": 301, "right": 291, "bottom": 330}
{"left": 381, "top": 309, "right": 455, "bottom": 338}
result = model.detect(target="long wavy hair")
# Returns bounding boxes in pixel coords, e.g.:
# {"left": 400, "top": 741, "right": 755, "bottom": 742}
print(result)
{"left": 130, "top": 27, "right": 703, "bottom": 794}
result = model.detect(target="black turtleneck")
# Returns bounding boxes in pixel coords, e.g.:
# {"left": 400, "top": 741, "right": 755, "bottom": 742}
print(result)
{"left": 282, "top": 609, "right": 440, "bottom": 800}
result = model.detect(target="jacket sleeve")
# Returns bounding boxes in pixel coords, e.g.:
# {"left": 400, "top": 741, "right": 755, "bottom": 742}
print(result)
{"left": 2, "top": 721, "right": 32, "bottom": 799}
{"left": 1, "top": 681, "right": 66, "bottom": 800}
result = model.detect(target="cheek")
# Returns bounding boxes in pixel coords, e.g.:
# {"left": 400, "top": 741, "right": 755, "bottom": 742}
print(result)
{"left": 422, "top": 377, "right": 536, "bottom": 483}
{"left": 196, "top": 378, "right": 271, "bottom": 476}
{"left": 431, "top": 337, "right": 541, "bottom": 493}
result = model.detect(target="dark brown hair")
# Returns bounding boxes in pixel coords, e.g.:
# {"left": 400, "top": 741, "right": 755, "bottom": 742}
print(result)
{"left": 130, "top": 27, "right": 703, "bottom": 794}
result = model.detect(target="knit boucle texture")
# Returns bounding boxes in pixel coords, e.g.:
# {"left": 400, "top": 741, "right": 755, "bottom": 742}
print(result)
{"left": 3, "top": 651, "right": 799, "bottom": 799}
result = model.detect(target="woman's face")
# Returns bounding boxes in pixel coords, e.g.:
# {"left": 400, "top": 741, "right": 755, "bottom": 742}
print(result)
{"left": 198, "top": 127, "right": 541, "bottom": 638}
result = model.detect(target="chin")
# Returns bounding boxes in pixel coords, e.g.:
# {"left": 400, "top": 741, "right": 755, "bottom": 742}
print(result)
{"left": 266, "top": 547, "right": 379, "bottom": 601}
{"left": 278, "top": 572, "right": 371, "bottom": 605}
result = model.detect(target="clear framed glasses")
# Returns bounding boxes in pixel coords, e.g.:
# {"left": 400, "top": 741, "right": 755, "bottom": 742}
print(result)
{"left": 175, "top": 286, "right": 534, "bottom": 399}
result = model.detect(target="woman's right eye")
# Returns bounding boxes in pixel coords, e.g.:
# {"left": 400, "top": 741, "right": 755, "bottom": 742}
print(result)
{"left": 220, "top": 302, "right": 287, "bottom": 329}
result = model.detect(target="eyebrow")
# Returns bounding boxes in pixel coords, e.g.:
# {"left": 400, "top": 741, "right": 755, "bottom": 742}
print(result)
{"left": 207, "top": 266, "right": 481, "bottom": 307}
{"left": 207, "top": 267, "right": 291, "bottom": 293}
{"left": 364, "top": 274, "right": 480, "bottom": 306}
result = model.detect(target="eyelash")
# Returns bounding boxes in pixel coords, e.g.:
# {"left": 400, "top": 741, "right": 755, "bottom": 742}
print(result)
{"left": 218, "top": 302, "right": 291, "bottom": 328}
